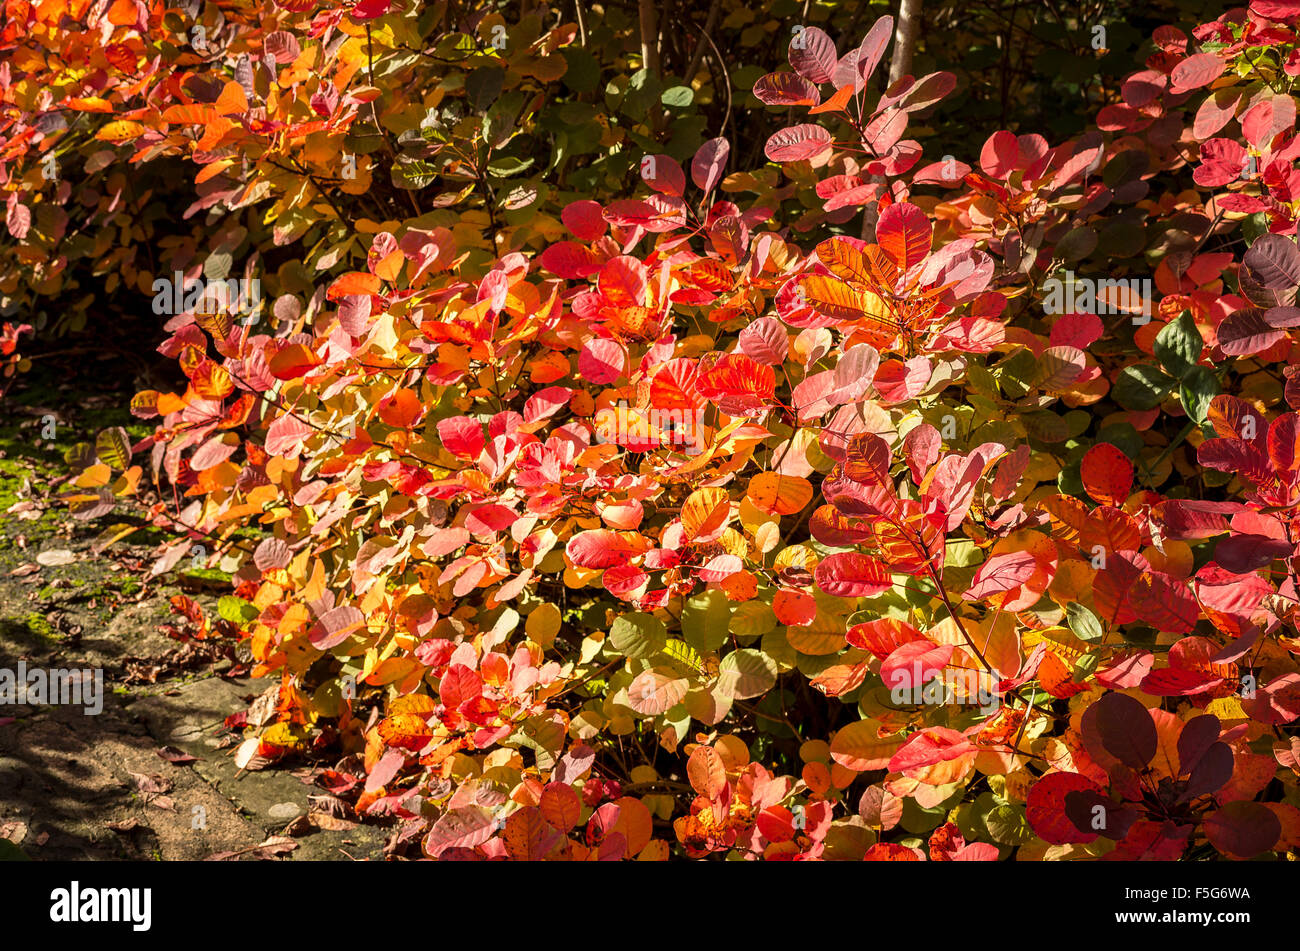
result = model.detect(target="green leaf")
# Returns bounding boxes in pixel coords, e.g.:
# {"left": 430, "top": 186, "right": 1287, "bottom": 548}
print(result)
{"left": 1180, "top": 366, "right": 1219, "bottom": 424}
{"left": 0, "top": 839, "right": 31, "bottom": 861}
{"left": 217, "top": 595, "right": 258, "bottom": 624}
{"left": 1096, "top": 423, "right": 1144, "bottom": 459}
{"left": 1154, "top": 311, "right": 1202, "bottom": 380}
{"left": 391, "top": 156, "right": 438, "bottom": 190}
{"left": 715, "top": 649, "right": 777, "bottom": 699}
{"left": 465, "top": 66, "right": 504, "bottom": 111}
{"left": 1112, "top": 364, "right": 1175, "bottom": 410}
{"left": 729, "top": 600, "right": 776, "bottom": 637}
{"left": 1072, "top": 651, "right": 1101, "bottom": 683}
{"left": 660, "top": 639, "right": 706, "bottom": 678}
{"left": 995, "top": 350, "right": 1038, "bottom": 399}
{"left": 682, "top": 589, "right": 731, "bottom": 652}
{"left": 1056, "top": 226, "right": 1097, "bottom": 263}
{"left": 661, "top": 85, "right": 694, "bottom": 108}
{"left": 63, "top": 442, "right": 95, "bottom": 471}
{"left": 560, "top": 46, "right": 600, "bottom": 93}
{"left": 985, "top": 804, "right": 1035, "bottom": 845}
{"left": 1066, "top": 603, "right": 1104, "bottom": 643}
{"left": 95, "top": 427, "right": 131, "bottom": 470}
{"left": 1242, "top": 211, "right": 1271, "bottom": 247}
{"left": 609, "top": 612, "right": 667, "bottom": 659}
{"left": 486, "top": 155, "right": 535, "bottom": 178}
{"left": 483, "top": 91, "right": 524, "bottom": 148}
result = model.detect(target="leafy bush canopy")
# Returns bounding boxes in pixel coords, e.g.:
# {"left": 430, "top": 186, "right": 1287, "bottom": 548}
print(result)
{"left": 6, "top": 0, "right": 1300, "bottom": 860}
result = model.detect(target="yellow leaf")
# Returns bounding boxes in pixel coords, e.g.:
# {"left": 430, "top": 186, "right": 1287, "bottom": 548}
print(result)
{"left": 829, "top": 717, "right": 904, "bottom": 772}
{"left": 95, "top": 120, "right": 144, "bottom": 143}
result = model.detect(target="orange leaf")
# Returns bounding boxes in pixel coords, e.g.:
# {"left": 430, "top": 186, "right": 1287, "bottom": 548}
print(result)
{"left": 681, "top": 487, "right": 731, "bottom": 542}
{"left": 268, "top": 343, "right": 321, "bottom": 380}
{"left": 687, "top": 745, "right": 727, "bottom": 798}
{"left": 327, "top": 271, "right": 381, "bottom": 299}
{"left": 378, "top": 388, "right": 424, "bottom": 429}
{"left": 65, "top": 96, "right": 114, "bottom": 113}
{"left": 215, "top": 81, "right": 249, "bottom": 116}
{"left": 809, "top": 83, "right": 855, "bottom": 115}
{"left": 748, "top": 472, "right": 806, "bottom": 517}
{"left": 161, "top": 104, "right": 219, "bottom": 125}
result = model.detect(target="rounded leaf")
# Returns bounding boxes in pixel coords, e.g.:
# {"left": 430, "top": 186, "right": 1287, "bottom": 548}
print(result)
{"left": 715, "top": 649, "right": 777, "bottom": 700}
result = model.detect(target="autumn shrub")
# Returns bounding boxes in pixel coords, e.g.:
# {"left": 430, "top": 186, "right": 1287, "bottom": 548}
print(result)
{"left": 7, "top": 0, "right": 1300, "bottom": 860}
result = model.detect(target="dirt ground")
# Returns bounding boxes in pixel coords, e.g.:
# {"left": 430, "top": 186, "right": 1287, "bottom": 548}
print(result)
{"left": 0, "top": 356, "right": 388, "bottom": 861}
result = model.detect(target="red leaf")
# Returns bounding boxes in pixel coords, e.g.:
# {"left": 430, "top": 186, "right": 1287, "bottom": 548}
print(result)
{"left": 579, "top": 338, "right": 625, "bottom": 384}
{"left": 847, "top": 617, "right": 927, "bottom": 658}
{"left": 639, "top": 153, "right": 686, "bottom": 196}
{"left": 598, "top": 256, "right": 648, "bottom": 308}
{"left": 1094, "top": 651, "right": 1154, "bottom": 689}
{"left": 843, "top": 432, "right": 893, "bottom": 486}
{"left": 764, "top": 124, "right": 834, "bottom": 163}
{"left": 696, "top": 353, "right": 776, "bottom": 414}
{"left": 1026, "top": 772, "right": 1103, "bottom": 844}
{"left": 1204, "top": 802, "right": 1282, "bottom": 858}
{"left": 965, "top": 550, "right": 1038, "bottom": 600}
{"left": 752, "top": 72, "right": 820, "bottom": 107}
{"left": 863, "top": 843, "right": 922, "bottom": 861}
{"left": 436, "top": 417, "right": 485, "bottom": 458}
{"left": 850, "top": 16, "right": 894, "bottom": 88}
{"left": 979, "top": 130, "right": 1019, "bottom": 177}
{"left": 813, "top": 552, "right": 892, "bottom": 597}
{"left": 1170, "top": 53, "right": 1226, "bottom": 93}
{"left": 738, "top": 317, "right": 789, "bottom": 365}
{"left": 773, "top": 588, "right": 817, "bottom": 626}
{"left": 1219, "top": 307, "right": 1287, "bottom": 356}
{"left": 880, "top": 640, "right": 953, "bottom": 690}
{"left": 788, "top": 26, "right": 837, "bottom": 83}
{"left": 1090, "top": 692, "right": 1157, "bottom": 768}
{"left": 562, "top": 199, "right": 606, "bottom": 240}
{"left": 268, "top": 343, "right": 321, "bottom": 380}
{"left": 887, "top": 727, "right": 973, "bottom": 772}
{"left": 1269, "top": 413, "right": 1300, "bottom": 471}
{"left": 875, "top": 201, "right": 932, "bottom": 270}
{"left": 1129, "top": 571, "right": 1199, "bottom": 635}
{"left": 1080, "top": 443, "right": 1133, "bottom": 506}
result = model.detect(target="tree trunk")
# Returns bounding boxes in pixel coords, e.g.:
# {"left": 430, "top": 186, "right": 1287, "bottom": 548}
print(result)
{"left": 888, "top": 0, "right": 922, "bottom": 86}
{"left": 639, "top": 0, "right": 661, "bottom": 77}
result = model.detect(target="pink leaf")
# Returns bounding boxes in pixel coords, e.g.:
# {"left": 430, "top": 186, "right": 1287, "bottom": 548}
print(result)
{"left": 691, "top": 137, "right": 730, "bottom": 194}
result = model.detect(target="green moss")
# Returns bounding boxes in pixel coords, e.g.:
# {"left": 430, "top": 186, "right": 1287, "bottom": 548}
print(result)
{"left": 22, "top": 613, "right": 60, "bottom": 642}
{"left": 183, "top": 567, "right": 231, "bottom": 582}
